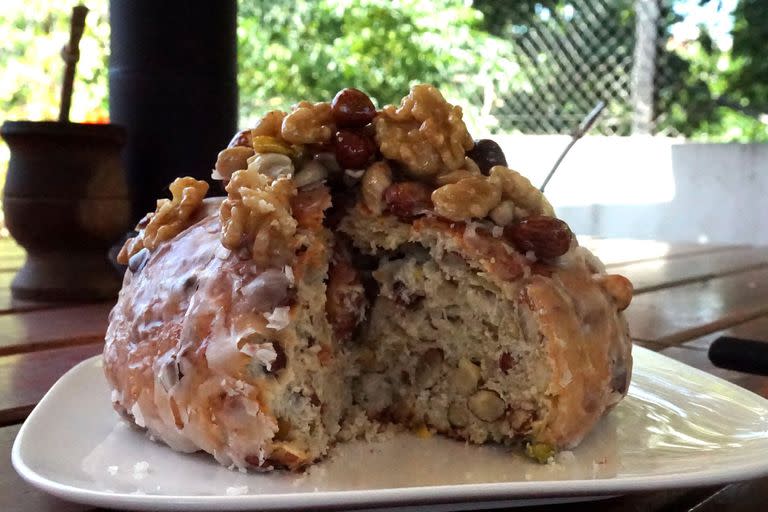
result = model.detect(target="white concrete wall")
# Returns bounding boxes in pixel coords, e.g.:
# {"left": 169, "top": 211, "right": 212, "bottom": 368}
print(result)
{"left": 491, "top": 135, "right": 768, "bottom": 245}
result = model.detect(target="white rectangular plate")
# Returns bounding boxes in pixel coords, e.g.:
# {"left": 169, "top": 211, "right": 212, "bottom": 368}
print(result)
{"left": 12, "top": 346, "right": 768, "bottom": 511}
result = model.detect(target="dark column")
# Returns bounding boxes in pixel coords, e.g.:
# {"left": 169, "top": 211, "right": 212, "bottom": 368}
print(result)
{"left": 109, "top": 0, "right": 237, "bottom": 222}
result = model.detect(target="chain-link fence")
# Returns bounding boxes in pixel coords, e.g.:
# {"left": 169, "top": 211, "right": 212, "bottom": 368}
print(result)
{"left": 457, "top": 0, "right": 682, "bottom": 137}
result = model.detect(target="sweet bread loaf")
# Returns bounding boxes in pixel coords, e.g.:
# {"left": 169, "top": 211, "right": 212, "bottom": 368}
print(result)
{"left": 104, "top": 84, "right": 633, "bottom": 471}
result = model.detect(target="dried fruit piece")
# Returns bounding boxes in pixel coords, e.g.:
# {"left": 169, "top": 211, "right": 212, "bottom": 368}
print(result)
{"left": 334, "top": 130, "right": 376, "bottom": 169}
{"left": 383, "top": 182, "right": 433, "bottom": 220}
{"left": 331, "top": 88, "right": 376, "bottom": 128}
{"left": 505, "top": 215, "right": 573, "bottom": 259}
{"left": 467, "top": 139, "right": 507, "bottom": 174}
{"left": 499, "top": 352, "right": 518, "bottom": 374}
{"left": 252, "top": 135, "right": 293, "bottom": 156}
{"left": 468, "top": 389, "right": 506, "bottom": 422}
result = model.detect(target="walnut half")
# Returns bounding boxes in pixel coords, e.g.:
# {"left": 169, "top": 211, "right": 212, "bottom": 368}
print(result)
{"left": 117, "top": 177, "right": 209, "bottom": 265}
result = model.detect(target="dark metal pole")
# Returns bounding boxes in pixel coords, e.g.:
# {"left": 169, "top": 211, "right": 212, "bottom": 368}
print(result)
{"left": 109, "top": 0, "right": 237, "bottom": 222}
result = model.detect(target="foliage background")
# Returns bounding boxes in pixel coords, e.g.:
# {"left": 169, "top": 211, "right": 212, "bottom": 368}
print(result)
{"left": 1, "top": 0, "right": 766, "bottom": 184}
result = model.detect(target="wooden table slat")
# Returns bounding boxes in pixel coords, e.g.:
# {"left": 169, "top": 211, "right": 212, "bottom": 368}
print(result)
{"left": 613, "top": 247, "right": 768, "bottom": 294}
{"left": 0, "top": 344, "right": 103, "bottom": 426}
{"left": 0, "top": 303, "right": 111, "bottom": 357}
{"left": 626, "top": 267, "right": 768, "bottom": 344}
{"left": 580, "top": 237, "right": 746, "bottom": 267}
{"left": 658, "top": 315, "right": 768, "bottom": 398}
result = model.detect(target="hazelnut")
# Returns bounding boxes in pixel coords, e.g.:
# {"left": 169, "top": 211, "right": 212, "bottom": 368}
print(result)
{"left": 468, "top": 389, "right": 506, "bottom": 422}
{"left": 452, "top": 358, "right": 481, "bottom": 395}
{"left": 596, "top": 274, "right": 633, "bottom": 311}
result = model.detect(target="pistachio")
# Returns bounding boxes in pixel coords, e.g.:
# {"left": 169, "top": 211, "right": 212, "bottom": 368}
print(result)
{"left": 526, "top": 442, "right": 555, "bottom": 464}
{"left": 468, "top": 389, "right": 506, "bottom": 422}
{"left": 452, "top": 358, "right": 481, "bottom": 395}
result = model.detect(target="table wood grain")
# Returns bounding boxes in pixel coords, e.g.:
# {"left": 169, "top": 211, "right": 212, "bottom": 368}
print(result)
{"left": 1, "top": 237, "right": 767, "bottom": 512}
{"left": 626, "top": 267, "right": 768, "bottom": 344}
{"left": 611, "top": 247, "right": 768, "bottom": 294}
{"left": 0, "top": 303, "right": 111, "bottom": 356}
{"left": 0, "top": 344, "right": 104, "bottom": 426}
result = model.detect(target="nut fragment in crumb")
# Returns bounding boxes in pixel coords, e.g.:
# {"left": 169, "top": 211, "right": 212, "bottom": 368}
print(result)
{"left": 432, "top": 175, "right": 501, "bottom": 221}
{"left": 374, "top": 84, "right": 473, "bottom": 179}
{"left": 220, "top": 169, "right": 297, "bottom": 267}
{"left": 489, "top": 166, "right": 555, "bottom": 216}
{"left": 281, "top": 101, "right": 335, "bottom": 144}
{"left": 448, "top": 401, "right": 470, "bottom": 427}
{"left": 468, "top": 389, "right": 506, "bottom": 422}
{"left": 117, "top": 177, "right": 209, "bottom": 264}
{"left": 415, "top": 348, "right": 444, "bottom": 389}
{"left": 452, "top": 358, "right": 481, "bottom": 395}
{"left": 361, "top": 161, "right": 393, "bottom": 215}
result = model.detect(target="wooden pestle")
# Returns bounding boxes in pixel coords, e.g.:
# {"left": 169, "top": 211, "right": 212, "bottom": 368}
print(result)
{"left": 58, "top": 5, "right": 89, "bottom": 122}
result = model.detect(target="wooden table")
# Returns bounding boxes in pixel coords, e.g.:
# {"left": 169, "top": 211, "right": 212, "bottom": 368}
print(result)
{"left": 1, "top": 236, "right": 767, "bottom": 511}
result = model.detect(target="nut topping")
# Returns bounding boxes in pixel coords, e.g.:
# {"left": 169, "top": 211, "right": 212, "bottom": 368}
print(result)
{"left": 432, "top": 175, "right": 501, "bottom": 221}
{"left": 334, "top": 130, "right": 376, "bottom": 169}
{"left": 383, "top": 181, "right": 433, "bottom": 220}
{"left": 504, "top": 215, "right": 573, "bottom": 259}
{"left": 331, "top": 88, "right": 376, "bottom": 129}
{"left": 214, "top": 146, "right": 254, "bottom": 181}
{"left": 467, "top": 139, "right": 507, "bottom": 174}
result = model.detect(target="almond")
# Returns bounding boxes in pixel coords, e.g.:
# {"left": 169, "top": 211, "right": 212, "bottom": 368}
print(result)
{"left": 504, "top": 215, "right": 573, "bottom": 259}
